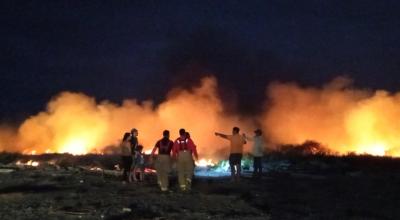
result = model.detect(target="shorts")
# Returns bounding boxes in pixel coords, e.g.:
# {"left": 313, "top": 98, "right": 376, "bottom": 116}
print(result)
{"left": 229, "top": 153, "right": 242, "bottom": 166}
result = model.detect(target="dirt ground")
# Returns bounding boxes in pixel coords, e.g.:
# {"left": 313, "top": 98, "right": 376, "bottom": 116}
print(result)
{"left": 1, "top": 164, "right": 400, "bottom": 220}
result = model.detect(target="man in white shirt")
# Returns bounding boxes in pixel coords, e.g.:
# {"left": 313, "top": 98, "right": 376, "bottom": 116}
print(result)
{"left": 245, "top": 129, "right": 265, "bottom": 178}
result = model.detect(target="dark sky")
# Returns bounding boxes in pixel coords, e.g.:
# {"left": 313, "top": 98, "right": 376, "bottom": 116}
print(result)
{"left": 1, "top": 0, "right": 400, "bottom": 121}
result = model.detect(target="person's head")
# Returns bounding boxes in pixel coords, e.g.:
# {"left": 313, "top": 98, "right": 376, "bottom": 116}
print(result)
{"left": 122, "top": 132, "right": 131, "bottom": 141}
{"left": 137, "top": 145, "right": 143, "bottom": 152}
{"left": 163, "top": 130, "right": 170, "bottom": 139}
{"left": 186, "top": 132, "right": 190, "bottom": 138}
{"left": 179, "top": 128, "right": 186, "bottom": 138}
{"left": 254, "top": 129, "right": 262, "bottom": 136}
{"left": 232, "top": 127, "right": 240, "bottom": 135}
{"left": 131, "top": 128, "right": 138, "bottom": 137}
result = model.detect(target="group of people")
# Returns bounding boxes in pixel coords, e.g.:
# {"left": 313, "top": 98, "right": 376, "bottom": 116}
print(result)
{"left": 120, "top": 128, "right": 198, "bottom": 192}
{"left": 215, "top": 126, "right": 264, "bottom": 180}
{"left": 120, "top": 126, "right": 265, "bottom": 192}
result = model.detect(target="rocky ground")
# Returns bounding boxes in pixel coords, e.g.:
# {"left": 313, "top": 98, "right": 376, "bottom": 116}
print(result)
{"left": 1, "top": 154, "right": 400, "bottom": 219}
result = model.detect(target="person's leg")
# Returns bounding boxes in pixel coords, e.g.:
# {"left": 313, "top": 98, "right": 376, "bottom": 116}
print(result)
{"left": 254, "top": 157, "right": 261, "bottom": 177}
{"left": 177, "top": 154, "right": 186, "bottom": 191}
{"left": 121, "top": 156, "right": 129, "bottom": 181}
{"left": 133, "top": 168, "right": 138, "bottom": 181}
{"left": 229, "top": 154, "right": 235, "bottom": 181}
{"left": 236, "top": 154, "right": 242, "bottom": 180}
{"left": 128, "top": 168, "right": 134, "bottom": 182}
{"left": 121, "top": 157, "right": 127, "bottom": 181}
{"left": 155, "top": 157, "right": 162, "bottom": 187}
{"left": 253, "top": 157, "right": 257, "bottom": 177}
{"left": 236, "top": 164, "right": 241, "bottom": 180}
{"left": 257, "top": 157, "right": 262, "bottom": 176}
{"left": 184, "top": 152, "right": 194, "bottom": 190}
{"left": 157, "top": 155, "right": 166, "bottom": 191}
{"left": 140, "top": 168, "right": 144, "bottom": 181}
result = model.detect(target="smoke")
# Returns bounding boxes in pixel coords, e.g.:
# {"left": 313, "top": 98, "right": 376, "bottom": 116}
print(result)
{"left": 2, "top": 75, "right": 400, "bottom": 157}
{"left": 262, "top": 77, "right": 400, "bottom": 156}
{"left": 0, "top": 125, "right": 16, "bottom": 151}
{"left": 4, "top": 76, "right": 252, "bottom": 159}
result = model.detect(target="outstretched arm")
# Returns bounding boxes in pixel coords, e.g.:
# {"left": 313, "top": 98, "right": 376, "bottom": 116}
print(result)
{"left": 215, "top": 132, "right": 228, "bottom": 139}
{"left": 243, "top": 133, "right": 253, "bottom": 141}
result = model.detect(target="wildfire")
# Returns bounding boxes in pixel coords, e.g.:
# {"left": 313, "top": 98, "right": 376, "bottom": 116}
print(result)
{"left": 16, "top": 160, "right": 40, "bottom": 167}
{"left": 196, "top": 159, "right": 215, "bottom": 167}
{"left": 59, "top": 138, "right": 89, "bottom": 155}
{"left": 355, "top": 143, "right": 387, "bottom": 156}
{"left": 2, "top": 76, "right": 400, "bottom": 158}
{"left": 263, "top": 77, "right": 400, "bottom": 157}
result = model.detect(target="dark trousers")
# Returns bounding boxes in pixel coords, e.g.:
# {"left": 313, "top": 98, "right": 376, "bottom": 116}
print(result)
{"left": 121, "top": 156, "right": 132, "bottom": 181}
{"left": 229, "top": 153, "right": 242, "bottom": 178}
{"left": 253, "top": 157, "right": 262, "bottom": 176}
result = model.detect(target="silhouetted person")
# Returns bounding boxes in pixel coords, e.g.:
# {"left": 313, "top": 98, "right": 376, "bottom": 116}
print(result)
{"left": 245, "top": 129, "right": 265, "bottom": 178}
{"left": 173, "top": 128, "right": 198, "bottom": 191}
{"left": 120, "top": 132, "right": 132, "bottom": 183}
{"left": 130, "top": 128, "right": 139, "bottom": 152}
{"left": 215, "top": 127, "right": 246, "bottom": 181}
{"left": 151, "top": 130, "right": 174, "bottom": 192}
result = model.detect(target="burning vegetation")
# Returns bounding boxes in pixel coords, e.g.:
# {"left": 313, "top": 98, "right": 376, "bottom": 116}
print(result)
{"left": 1, "top": 76, "right": 400, "bottom": 158}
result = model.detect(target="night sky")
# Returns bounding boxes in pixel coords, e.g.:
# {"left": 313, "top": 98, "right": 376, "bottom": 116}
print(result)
{"left": 2, "top": 0, "right": 400, "bottom": 122}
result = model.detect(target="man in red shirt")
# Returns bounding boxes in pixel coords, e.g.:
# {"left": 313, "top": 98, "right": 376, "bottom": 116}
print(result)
{"left": 151, "top": 130, "right": 174, "bottom": 192}
{"left": 173, "top": 128, "right": 198, "bottom": 191}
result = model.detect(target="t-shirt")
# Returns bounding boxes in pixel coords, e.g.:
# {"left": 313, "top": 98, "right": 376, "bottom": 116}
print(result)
{"left": 155, "top": 138, "right": 174, "bottom": 155}
{"left": 227, "top": 134, "right": 246, "bottom": 154}
{"left": 252, "top": 136, "right": 265, "bottom": 157}
{"left": 133, "top": 152, "right": 145, "bottom": 167}
{"left": 172, "top": 137, "right": 198, "bottom": 159}
{"left": 130, "top": 136, "right": 138, "bottom": 154}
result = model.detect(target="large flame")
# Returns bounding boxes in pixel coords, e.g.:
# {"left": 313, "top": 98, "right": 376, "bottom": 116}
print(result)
{"left": 3, "top": 77, "right": 251, "bottom": 160}
{"left": 2, "top": 76, "right": 400, "bottom": 157}
{"left": 262, "top": 77, "right": 400, "bottom": 156}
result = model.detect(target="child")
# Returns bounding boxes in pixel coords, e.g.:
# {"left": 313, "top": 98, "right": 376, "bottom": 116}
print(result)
{"left": 129, "top": 145, "right": 145, "bottom": 182}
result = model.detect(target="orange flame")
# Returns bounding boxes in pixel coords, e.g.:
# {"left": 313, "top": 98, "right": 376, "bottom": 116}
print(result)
{"left": 263, "top": 77, "right": 400, "bottom": 156}
{"left": 2, "top": 76, "right": 400, "bottom": 157}
{"left": 2, "top": 77, "right": 251, "bottom": 160}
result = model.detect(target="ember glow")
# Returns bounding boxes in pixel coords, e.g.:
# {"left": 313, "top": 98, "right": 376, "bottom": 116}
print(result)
{"left": 16, "top": 160, "right": 40, "bottom": 167}
{"left": 195, "top": 159, "right": 215, "bottom": 167}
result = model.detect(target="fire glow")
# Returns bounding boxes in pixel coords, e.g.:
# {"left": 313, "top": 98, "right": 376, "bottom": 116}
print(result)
{"left": 1, "top": 76, "right": 400, "bottom": 157}
{"left": 16, "top": 160, "right": 40, "bottom": 167}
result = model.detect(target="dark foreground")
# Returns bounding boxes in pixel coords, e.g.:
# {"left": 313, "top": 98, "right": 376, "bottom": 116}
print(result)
{"left": 1, "top": 163, "right": 400, "bottom": 220}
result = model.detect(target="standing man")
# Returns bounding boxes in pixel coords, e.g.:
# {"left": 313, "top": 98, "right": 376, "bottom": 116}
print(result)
{"left": 173, "top": 128, "right": 198, "bottom": 192}
{"left": 245, "top": 129, "right": 265, "bottom": 178}
{"left": 215, "top": 127, "right": 246, "bottom": 181}
{"left": 151, "top": 130, "right": 174, "bottom": 192}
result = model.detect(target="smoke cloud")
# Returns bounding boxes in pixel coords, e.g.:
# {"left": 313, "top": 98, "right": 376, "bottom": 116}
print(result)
{"left": 262, "top": 77, "right": 400, "bottom": 156}
{"left": 2, "top": 76, "right": 400, "bottom": 157}
{"left": 5, "top": 77, "right": 252, "bottom": 159}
